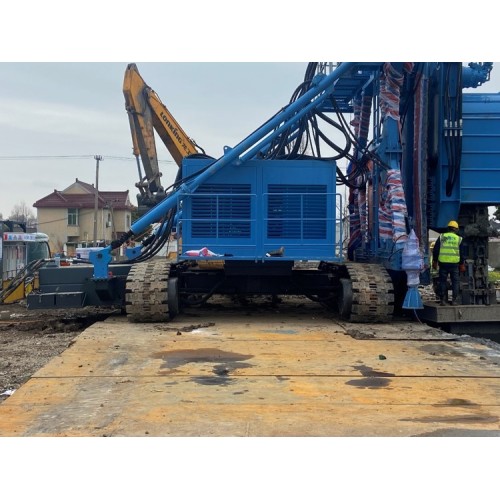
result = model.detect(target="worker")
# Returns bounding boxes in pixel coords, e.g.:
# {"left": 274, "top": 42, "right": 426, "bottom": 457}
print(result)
{"left": 432, "top": 220, "right": 466, "bottom": 305}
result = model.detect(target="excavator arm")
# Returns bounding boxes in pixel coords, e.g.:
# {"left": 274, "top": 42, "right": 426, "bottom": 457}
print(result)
{"left": 123, "top": 63, "right": 201, "bottom": 210}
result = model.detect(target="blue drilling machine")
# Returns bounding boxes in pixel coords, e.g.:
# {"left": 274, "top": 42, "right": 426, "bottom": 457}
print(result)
{"left": 27, "top": 62, "right": 500, "bottom": 334}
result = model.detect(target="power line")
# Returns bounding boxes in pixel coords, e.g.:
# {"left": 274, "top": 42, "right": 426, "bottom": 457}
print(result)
{"left": 0, "top": 155, "right": 175, "bottom": 164}
{"left": 0, "top": 155, "right": 94, "bottom": 160}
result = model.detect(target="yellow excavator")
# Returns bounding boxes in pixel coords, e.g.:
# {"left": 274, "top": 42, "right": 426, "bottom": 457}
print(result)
{"left": 123, "top": 63, "right": 206, "bottom": 214}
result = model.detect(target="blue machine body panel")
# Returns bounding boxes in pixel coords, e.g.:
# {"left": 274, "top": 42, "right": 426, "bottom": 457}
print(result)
{"left": 180, "top": 158, "right": 341, "bottom": 261}
{"left": 435, "top": 92, "right": 500, "bottom": 227}
{"left": 461, "top": 93, "right": 500, "bottom": 204}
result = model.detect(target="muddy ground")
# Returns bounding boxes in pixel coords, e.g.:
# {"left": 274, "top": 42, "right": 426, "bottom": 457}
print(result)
{"left": 0, "top": 303, "right": 117, "bottom": 403}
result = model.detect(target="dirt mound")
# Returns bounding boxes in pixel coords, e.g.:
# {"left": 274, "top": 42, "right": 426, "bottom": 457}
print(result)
{"left": 0, "top": 303, "right": 118, "bottom": 402}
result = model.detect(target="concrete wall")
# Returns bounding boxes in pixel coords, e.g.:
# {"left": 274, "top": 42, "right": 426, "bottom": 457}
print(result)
{"left": 36, "top": 207, "right": 132, "bottom": 255}
{"left": 37, "top": 207, "right": 74, "bottom": 253}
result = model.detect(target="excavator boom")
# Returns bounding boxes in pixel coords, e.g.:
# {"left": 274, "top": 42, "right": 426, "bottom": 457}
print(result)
{"left": 123, "top": 63, "right": 200, "bottom": 209}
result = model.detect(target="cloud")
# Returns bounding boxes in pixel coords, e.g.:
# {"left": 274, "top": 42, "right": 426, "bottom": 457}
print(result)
{"left": 0, "top": 96, "right": 126, "bottom": 144}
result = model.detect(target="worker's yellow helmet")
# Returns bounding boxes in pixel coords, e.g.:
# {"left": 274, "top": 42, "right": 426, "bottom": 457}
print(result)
{"left": 447, "top": 220, "right": 459, "bottom": 229}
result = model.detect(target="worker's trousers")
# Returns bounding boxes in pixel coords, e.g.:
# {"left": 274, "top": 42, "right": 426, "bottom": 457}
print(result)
{"left": 438, "top": 262, "right": 460, "bottom": 300}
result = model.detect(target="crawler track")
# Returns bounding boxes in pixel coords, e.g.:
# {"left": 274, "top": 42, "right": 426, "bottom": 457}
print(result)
{"left": 345, "top": 263, "right": 395, "bottom": 322}
{"left": 125, "top": 260, "right": 171, "bottom": 322}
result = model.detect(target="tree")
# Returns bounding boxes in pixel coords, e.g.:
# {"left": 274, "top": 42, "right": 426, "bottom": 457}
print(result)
{"left": 8, "top": 201, "right": 37, "bottom": 229}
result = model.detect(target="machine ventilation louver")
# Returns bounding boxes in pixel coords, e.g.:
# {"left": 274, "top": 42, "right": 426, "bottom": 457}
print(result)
{"left": 191, "top": 184, "right": 252, "bottom": 238}
{"left": 267, "top": 184, "right": 327, "bottom": 239}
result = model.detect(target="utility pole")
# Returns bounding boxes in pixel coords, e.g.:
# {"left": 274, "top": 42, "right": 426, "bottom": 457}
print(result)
{"left": 93, "top": 155, "right": 103, "bottom": 246}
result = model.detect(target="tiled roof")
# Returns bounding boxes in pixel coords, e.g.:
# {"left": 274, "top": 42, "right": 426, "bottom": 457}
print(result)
{"left": 34, "top": 187, "right": 135, "bottom": 210}
{"left": 67, "top": 179, "right": 97, "bottom": 193}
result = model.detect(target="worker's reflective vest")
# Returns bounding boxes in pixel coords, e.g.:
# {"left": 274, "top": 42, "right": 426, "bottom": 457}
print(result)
{"left": 438, "top": 232, "right": 462, "bottom": 264}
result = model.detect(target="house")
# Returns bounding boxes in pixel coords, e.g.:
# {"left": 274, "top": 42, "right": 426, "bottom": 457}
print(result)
{"left": 33, "top": 179, "right": 136, "bottom": 256}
